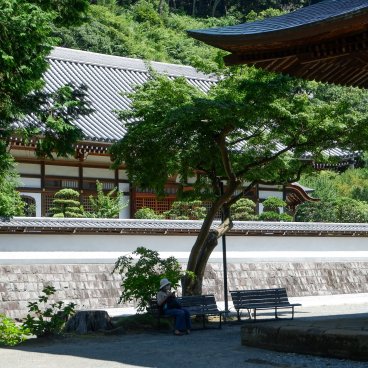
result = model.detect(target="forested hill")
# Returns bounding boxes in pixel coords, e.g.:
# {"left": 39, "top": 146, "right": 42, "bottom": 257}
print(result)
{"left": 54, "top": 0, "right": 323, "bottom": 73}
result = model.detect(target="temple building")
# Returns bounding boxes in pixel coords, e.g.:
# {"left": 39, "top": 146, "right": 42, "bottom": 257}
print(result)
{"left": 188, "top": 0, "right": 368, "bottom": 88}
{"left": 10, "top": 47, "right": 329, "bottom": 218}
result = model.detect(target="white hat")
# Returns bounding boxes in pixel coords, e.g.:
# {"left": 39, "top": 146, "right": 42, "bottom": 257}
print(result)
{"left": 160, "top": 278, "right": 171, "bottom": 289}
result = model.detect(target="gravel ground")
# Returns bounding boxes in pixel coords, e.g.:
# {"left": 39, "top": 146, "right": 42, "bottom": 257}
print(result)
{"left": 1, "top": 303, "right": 367, "bottom": 368}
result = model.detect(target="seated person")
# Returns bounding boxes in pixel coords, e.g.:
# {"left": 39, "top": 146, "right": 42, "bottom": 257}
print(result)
{"left": 156, "top": 278, "right": 191, "bottom": 336}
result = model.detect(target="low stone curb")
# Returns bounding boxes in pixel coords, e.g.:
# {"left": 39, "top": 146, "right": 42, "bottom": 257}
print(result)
{"left": 241, "top": 318, "right": 368, "bottom": 361}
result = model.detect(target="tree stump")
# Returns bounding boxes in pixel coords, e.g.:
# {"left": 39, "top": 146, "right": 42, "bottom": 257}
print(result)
{"left": 65, "top": 310, "right": 113, "bottom": 334}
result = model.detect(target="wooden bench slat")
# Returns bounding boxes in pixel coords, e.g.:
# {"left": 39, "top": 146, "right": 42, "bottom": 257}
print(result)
{"left": 230, "top": 288, "right": 302, "bottom": 321}
{"left": 148, "top": 294, "right": 224, "bottom": 330}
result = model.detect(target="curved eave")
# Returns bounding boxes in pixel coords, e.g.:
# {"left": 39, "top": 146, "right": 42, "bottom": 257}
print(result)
{"left": 188, "top": 3, "right": 368, "bottom": 53}
{"left": 285, "top": 184, "right": 320, "bottom": 206}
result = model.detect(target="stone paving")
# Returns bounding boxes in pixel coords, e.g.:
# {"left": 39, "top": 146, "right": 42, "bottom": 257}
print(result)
{"left": 0, "top": 303, "right": 367, "bottom": 368}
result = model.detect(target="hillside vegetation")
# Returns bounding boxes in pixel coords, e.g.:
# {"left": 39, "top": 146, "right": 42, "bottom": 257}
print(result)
{"left": 54, "top": 0, "right": 321, "bottom": 73}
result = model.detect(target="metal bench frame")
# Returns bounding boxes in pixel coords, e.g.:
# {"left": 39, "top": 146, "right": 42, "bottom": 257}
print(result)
{"left": 230, "top": 288, "right": 301, "bottom": 321}
{"left": 148, "top": 294, "right": 224, "bottom": 329}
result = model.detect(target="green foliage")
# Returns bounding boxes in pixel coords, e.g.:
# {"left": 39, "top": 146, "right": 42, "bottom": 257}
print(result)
{"left": 84, "top": 180, "right": 127, "bottom": 218}
{"left": 296, "top": 197, "right": 368, "bottom": 223}
{"left": 22, "top": 286, "right": 76, "bottom": 337}
{"left": 55, "top": 4, "right": 231, "bottom": 73}
{"left": 297, "top": 169, "right": 368, "bottom": 222}
{"left": 0, "top": 150, "right": 24, "bottom": 218}
{"left": 0, "top": 314, "right": 30, "bottom": 346}
{"left": 262, "top": 197, "right": 287, "bottom": 212}
{"left": 0, "top": 1, "right": 90, "bottom": 214}
{"left": 28, "top": 83, "right": 94, "bottom": 159}
{"left": 163, "top": 200, "right": 207, "bottom": 220}
{"left": 230, "top": 198, "right": 257, "bottom": 220}
{"left": 112, "top": 247, "right": 184, "bottom": 311}
{"left": 134, "top": 207, "right": 164, "bottom": 219}
{"left": 49, "top": 188, "right": 84, "bottom": 218}
{"left": 259, "top": 197, "right": 292, "bottom": 221}
{"left": 111, "top": 67, "right": 368, "bottom": 293}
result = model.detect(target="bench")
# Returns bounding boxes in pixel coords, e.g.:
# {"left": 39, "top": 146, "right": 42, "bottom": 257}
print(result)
{"left": 148, "top": 294, "right": 224, "bottom": 329}
{"left": 230, "top": 288, "right": 301, "bottom": 321}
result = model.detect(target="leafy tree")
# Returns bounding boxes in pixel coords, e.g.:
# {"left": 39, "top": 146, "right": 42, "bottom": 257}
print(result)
{"left": 84, "top": 180, "right": 127, "bottom": 218}
{"left": 296, "top": 169, "right": 368, "bottom": 222}
{"left": 163, "top": 200, "right": 207, "bottom": 220}
{"left": 112, "top": 247, "right": 184, "bottom": 311}
{"left": 23, "top": 285, "right": 76, "bottom": 338}
{"left": 49, "top": 189, "right": 84, "bottom": 218}
{"left": 296, "top": 197, "right": 368, "bottom": 223}
{"left": 230, "top": 198, "right": 256, "bottom": 220}
{"left": 0, "top": 0, "right": 90, "bottom": 216}
{"left": 0, "top": 155, "right": 24, "bottom": 218}
{"left": 259, "top": 197, "right": 292, "bottom": 222}
{"left": 111, "top": 67, "right": 368, "bottom": 295}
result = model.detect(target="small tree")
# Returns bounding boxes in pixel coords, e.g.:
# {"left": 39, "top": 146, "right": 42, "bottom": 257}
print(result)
{"left": 23, "top": 286, "right": 76, "bottom": 338}
{"left": 259, "top": 197, "right": 292, "bottom": 221}
{"left": 84, "top": 180, "right": 127, "bottom": 218}
{"left": 163, "top": 200, "right": 207, "bottom": 220}
{"left": 112, "top": 247, "right": 184, "bottom": 311}
{"left": 49, "top": 188, "right": 84, "bottom": 218}
{"left": 230, "top": 198, "right": 256, "bottom": 220}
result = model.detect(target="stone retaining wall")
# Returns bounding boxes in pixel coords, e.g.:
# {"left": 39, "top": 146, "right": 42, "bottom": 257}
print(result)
{"left": 1, "top": 262, "right": 368, "bottom": 319}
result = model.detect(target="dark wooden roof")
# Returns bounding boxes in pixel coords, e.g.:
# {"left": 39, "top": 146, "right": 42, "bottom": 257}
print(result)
{"left": 188, "top": 0, "right": 368, "bottom": 88}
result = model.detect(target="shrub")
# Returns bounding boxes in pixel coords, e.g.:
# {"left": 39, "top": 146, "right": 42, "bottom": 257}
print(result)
{"left": 49, "top": 188, "right": 84, "bottom": 218}
{"left": 0, "top": 314, "right": 30, "bottom": 346}
{"left": 134, "top": 207, "right": 164, "bottom": 219}
{"left": 84, "top": 180, "right": 127, "bottom": 218}
{"left": 230, "top": 198, "right": 257, "bottom": 220}
{"left": 112, "top": 247, "right": 184, "bottom": 311}
{"left": 163, "top": 200, "right": 206, "bottom": 220}
{"left": 22, "top": 286, "right": 76, "bottom": 337}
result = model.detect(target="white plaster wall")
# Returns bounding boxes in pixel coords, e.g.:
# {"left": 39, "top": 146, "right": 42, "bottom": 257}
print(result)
{"left": 16, "top": 163, "right": 41, "bottom": 175}
{"left": 0, "top": 233, "right": 367, "bottom": 264}
{"left": 118, "top": 170, "right": 128, "bottom": 180}
{"left": 45, "top": 165, "right": 79, "bottom": 176}
{"left": 119, "top": 183, "right": 130, "bottom": 219}
{"left": 83, "top": 167, "right": 114, "bottom": 179}
{"left": 19, "top": 177, "right": 41, "bottom": 188}
{"left": 18, "top": 192, "right": 42, "bottom": 217}
{"left": 259, "top": 190, "right": 283, "bottom": 199}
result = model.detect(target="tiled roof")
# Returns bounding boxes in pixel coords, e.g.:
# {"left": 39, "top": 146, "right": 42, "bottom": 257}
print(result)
{"left": 188, "top": 0, "right": 368, "bottom": 39}
{"left": 44, "top": 47, "right": 218, "bottom": 143}
{"left": 1, "top": 217, "right": 368, "bottom": 236}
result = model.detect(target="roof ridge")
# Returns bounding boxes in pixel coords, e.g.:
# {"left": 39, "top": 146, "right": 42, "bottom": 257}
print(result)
{"left": 48, "top": 47, "right": 218, "bottom": 81}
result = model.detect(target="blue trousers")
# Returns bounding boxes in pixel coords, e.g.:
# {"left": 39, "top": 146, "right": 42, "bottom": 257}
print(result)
{"left": 164, "top": 308, "right": 191, "bottom": 331}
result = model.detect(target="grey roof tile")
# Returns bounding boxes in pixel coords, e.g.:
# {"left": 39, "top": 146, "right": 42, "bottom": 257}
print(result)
{"left": 43, "top": 47, "right": 218, "bottom": 143}
{"left": 1, "top": 217, "right": 368, "bottom": 236}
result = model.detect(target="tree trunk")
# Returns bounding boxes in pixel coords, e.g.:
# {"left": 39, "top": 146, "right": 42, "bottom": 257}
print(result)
{"left": 158, "top": 0, "right": 165, "bottom": 15}
{"left": 183, "top": 214, "right": 233, "bottom": 295}
{"left": 65, "top": 310, "right": 113, "bottom": 334}
{"left": 211, "top": 0, "right": 221, "bottom": 17}
{"left": 192, "top": 0, "right": 196, "bottom": 16}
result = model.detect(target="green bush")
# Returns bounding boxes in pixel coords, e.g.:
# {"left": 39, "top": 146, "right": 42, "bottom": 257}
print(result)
{"left": 84, "top": 180, "right": 127, "bottom": 218}
{"left": 0, "top": 314, "right": 30, "bottom": 346}
{"left": 22, "top": 286, "right": 76, "bottom": 337}
{"left": 134, "top": 207, "right": 164, "bottom": 219}
{"left": 230, "top": 198, "right": 257, "bottom": 220}
{"left": 49, "top": 188, "right": 84, "bottom": 218}
{"left": 112, "top": 247, "right": 184, "bottom": 311}
{"left": 163, "top": 200, "right": 206, "bottom": 220}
